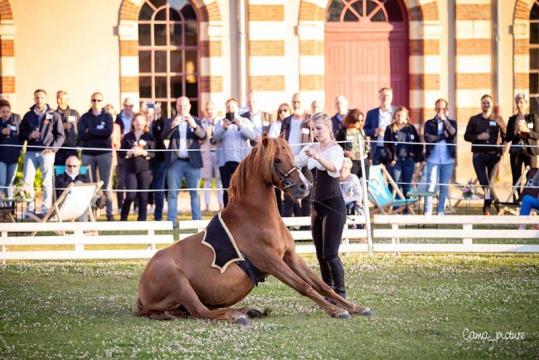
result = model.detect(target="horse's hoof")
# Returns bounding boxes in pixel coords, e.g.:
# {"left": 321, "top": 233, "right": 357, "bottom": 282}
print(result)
{"left": 333, "top": 309, "right": 351, "bottom": 319}
{"left": 360, "top": 307, "right": 374, "bottom": 317}
{"left": 233, "top": 315, "right": 250, "bottom": 325}
{"left": 246, "top": 308, "right": 263, "bottom": 319}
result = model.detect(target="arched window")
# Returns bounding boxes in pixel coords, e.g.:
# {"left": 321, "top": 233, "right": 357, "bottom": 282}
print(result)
{"left": 530, "top": 1, "right": 539, "bottom": 113}
{"left": 138, "top": 0, "right": 198, "bottom": 117}
{"left": 327, "top": 0, "right": 404, "bottom": 23}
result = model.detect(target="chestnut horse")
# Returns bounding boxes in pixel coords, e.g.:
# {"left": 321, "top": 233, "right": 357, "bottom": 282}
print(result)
{"left": 136, "top": 136, "right": 372, "bottom": 323}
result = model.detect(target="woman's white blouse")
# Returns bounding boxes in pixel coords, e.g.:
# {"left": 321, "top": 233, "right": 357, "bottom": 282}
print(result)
{"left": 295, "top": 143, "right": 344, "bottom": 178}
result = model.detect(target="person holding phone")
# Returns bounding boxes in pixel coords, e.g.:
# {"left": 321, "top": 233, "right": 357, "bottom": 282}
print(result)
{"left": 114, "top": 97, "right": 136, "bottom": 215}
{"left": 464, "top": 94, "right": 507, "bottom": 215}
{"left": 423, "top": 98, "right": 457, "bottom": 215}
{"left": 120, "top": 113, "right": 155, "bottom": 221}
{"left": 200, "top": 101, "right": 224, "bottom": 212}
{"left": 162, "top": 96, "right": 206, "bottom": 225}
{"left": 212, "top": 98, "right": 256, "bottom": 207}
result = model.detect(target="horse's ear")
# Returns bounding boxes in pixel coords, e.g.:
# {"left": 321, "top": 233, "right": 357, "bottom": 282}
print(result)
{"left": 261, "top": 132, "right": 269, "bottom": 147}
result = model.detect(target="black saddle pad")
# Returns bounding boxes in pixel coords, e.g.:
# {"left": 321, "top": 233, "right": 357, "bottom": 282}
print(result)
{"left": 201, "top": 213, "right": 266, "bottom": 286}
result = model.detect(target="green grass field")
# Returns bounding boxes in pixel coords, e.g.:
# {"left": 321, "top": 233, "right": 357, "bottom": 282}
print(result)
{"left": 0, "top": 254, "right": 538, "bottom": 359}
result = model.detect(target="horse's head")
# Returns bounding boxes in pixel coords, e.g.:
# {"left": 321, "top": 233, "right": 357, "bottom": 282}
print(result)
{"left": 262, "top": 136, "right": 311, "bottom": 200}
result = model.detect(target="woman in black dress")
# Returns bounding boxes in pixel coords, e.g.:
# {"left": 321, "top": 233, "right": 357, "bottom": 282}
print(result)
{"left": 295, "top": 112, "right": 347, "bottom": 298}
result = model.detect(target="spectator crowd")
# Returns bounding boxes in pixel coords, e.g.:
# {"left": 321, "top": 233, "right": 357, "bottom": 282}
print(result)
{"left": 1, "top": 86, "right": 538, "bottom": 224}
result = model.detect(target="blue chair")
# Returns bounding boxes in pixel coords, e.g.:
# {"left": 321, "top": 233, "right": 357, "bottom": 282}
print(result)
{"left": 368, "top": 164, "right": 417, "bottom": 214}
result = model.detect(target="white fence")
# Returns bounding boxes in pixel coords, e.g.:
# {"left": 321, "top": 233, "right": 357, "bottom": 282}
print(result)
{"left": 1, "top": 215, "right": 538, "bottom": 261}
{"left": 373, "top": 215, "right": 539, "bottom": 253}
{"left": 0, "top": 221, "right": 174, "bottom": 261}
{"left": 178, "top": 216, "right": 369, "bottom": 254}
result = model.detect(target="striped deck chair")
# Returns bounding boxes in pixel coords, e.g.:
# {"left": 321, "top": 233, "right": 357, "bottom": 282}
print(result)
{"left": 367, "top": 164, "right": 417, "bottom": 214}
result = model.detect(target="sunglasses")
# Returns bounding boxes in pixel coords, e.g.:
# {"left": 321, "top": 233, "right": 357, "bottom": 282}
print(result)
{"left": 91, "top": 99, "right": 103, "bottom": 103}
{"left": 67, "top": 165, "right": 79, "bottom": 168}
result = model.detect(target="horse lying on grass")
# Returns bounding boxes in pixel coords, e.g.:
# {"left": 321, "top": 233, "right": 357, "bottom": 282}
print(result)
{"left": 136, "top": 136, "right": 372, "bottom": 324}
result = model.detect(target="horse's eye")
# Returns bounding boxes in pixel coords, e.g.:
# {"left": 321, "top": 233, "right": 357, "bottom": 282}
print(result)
{"left": 275, "top": 158, "right": 281, "bottom": 164}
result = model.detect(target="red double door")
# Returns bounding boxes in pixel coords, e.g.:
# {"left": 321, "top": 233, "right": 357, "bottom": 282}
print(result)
{"left": 325, "top": 22, "right": 409, "bottom": 115}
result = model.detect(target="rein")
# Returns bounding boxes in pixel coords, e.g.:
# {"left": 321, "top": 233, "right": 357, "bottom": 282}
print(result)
{"left": 276, "top": 165, "right": 300, "bottom": 190}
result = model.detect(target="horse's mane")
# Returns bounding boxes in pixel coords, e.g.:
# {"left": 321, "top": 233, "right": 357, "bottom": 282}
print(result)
{"left": 228, "top": 137, "right": 290, "bottom": 200}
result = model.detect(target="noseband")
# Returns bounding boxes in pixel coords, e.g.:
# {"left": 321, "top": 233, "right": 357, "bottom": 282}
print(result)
{"left": 276, "top": 165, "right": 300, "bottom": 190}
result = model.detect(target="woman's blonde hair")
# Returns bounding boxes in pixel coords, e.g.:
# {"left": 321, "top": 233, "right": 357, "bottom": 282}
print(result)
{"left": 310, "top": 112, "right": 334, "bottom": 140}
{"left": 390, "top": 106, "right": 410, "bottom": 132}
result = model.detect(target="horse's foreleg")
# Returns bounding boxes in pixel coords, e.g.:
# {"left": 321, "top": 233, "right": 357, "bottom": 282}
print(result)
{"left": 259, "top": 255, "right": 350, "bottom": 319}
{"left": 284, "top": 252, "right": 373, "bottom": 316}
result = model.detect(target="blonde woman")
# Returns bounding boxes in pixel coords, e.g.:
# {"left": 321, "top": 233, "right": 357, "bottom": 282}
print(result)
{"left": 383, "top": 106, "right": 423, "bottom": 197}
{"left": 295, "top": 112, "right": 347, "bottom": 298}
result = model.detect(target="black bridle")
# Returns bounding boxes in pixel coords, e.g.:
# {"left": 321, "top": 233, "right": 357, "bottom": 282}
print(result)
{"left": 275, "top": 165, "right": 301, "bottom": 190}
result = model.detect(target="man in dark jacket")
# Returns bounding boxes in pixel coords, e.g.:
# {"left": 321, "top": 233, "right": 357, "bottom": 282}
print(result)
{"left": 280, "top": 92, "right": 312, "bottom": 217}
{"left": 364, "top": 87, "right": 395, "bottom": 165}
{"left": 162, "top": 96, "right": 206, "bottom": 224}
{"left": 55, "top": 155, "right": 89, "bottom": 198}
{"left": 78, "top": 92, "right": 115, "bottom": 220}
{"left": 55, "top": 90, "right": 80, "bottom": 165}
{"left": 330, "top": 95, "right": 349, "bottom": 137}
{"left": 20, "top": 89, "right": 65, "bottom": 214}
{"left": 149, "top": 105, "right": 167, "bottom": 220}
{"left": 114, "top": 97, "right": 135, "bottom": 211}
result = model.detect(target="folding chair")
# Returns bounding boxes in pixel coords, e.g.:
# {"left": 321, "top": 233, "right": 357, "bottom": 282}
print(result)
{"left": 407, "top": 162, "right": 438, "bottom": 214}
{"left": 29, "top": 181, "right": 103, "bottom": 236}
{"left": 497, "top": 166, "right": 532, "bottom": 216}
{"left": 367, "top": 164, "right": 417, "bottom": 214}
{"left": 0, "top": 191, "right": 16, "bottom": 222}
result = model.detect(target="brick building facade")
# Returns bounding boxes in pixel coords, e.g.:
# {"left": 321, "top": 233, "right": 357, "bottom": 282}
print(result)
{"left": 0, "top": 0, "right": 538, "bottom": 181}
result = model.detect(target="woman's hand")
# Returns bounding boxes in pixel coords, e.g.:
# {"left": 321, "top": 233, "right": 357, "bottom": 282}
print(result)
{"left": 305, "top": 147, "right": 319, "bottom": 160}
{"left": 344, "top": 150, "right": 355, "bottom": 160}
